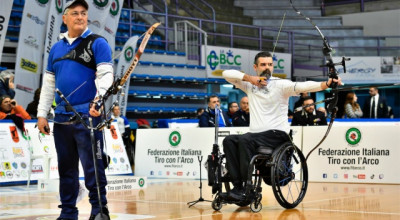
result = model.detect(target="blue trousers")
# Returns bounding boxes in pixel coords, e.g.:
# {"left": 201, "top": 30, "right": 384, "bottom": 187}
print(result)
{"left": 54, "top": 114, "right": 107, "bottom": 219}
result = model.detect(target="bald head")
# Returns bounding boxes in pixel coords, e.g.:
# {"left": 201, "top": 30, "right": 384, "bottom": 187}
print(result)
{"left": 240, "top": 96, "right": 249, "bottom": 113}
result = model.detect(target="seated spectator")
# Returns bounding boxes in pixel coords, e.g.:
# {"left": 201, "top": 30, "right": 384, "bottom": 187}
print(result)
{"left": 344, "top": 92, "right": 363, "bottom": 118}
{"left": 0, "top": 70, "right": 15, "bottom": 98}
{"left": 0, "top": 95, "right": 31, "bottom": 131}
{"left": 226, "top": 101, "right": 239, "bottom": 119}
{"left": 26, "top": 88, "right": 41, "bottom": 119}
{"left": 196, "top": 108, "right": 204, "bottom": 119}
{"left": 232, "top": 96, "right": 249, "bottom": 127}
{"left": 293, "top": 92, "right": 308, "bottom": 111}
{"left": 199, "top": 95, "right": 231, "bottom": 127}
{"left": 291, "top": 96, "right": 327, "bottom": 126}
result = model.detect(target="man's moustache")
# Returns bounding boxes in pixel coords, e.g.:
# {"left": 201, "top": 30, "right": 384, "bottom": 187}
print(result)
{"left": 260, "top": 69, "right": 271, "bottom": 78}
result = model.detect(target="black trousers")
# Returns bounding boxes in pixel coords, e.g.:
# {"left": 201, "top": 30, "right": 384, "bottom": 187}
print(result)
{"left": 222, "top": 130, "right": 290, "bottom": 183}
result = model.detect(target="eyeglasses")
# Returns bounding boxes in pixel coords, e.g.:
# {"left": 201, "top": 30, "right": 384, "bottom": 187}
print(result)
{"left": 68, "top": 11, "right": 87, "bottom": 17}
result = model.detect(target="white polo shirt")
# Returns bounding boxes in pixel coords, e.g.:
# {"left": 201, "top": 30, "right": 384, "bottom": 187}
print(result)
{"left": 223, "top": 70, "right": 323, "bottom": 133}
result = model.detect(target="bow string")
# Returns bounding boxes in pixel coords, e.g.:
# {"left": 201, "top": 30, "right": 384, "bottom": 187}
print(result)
{"left": 289, "top": 0, "right": 350, "bottom": 160}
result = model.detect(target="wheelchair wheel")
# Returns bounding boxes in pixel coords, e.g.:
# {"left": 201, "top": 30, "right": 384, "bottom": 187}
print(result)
{"left": 212, "top": 194, "right": 223, "bottom": 211}
{"left": 271, "top": 143, "right": 308, "bottom": 209}
{"left": 250, "top": 200, "right": 262, "bottom": 212}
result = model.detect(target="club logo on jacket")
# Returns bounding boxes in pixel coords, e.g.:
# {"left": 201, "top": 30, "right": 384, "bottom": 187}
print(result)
{"left": 79, "top": 49, "right": 91, "bottom": 63}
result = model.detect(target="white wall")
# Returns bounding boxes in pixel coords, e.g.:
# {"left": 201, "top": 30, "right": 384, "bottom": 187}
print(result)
{"left": 339, "top": 9, "right": 400, "bottom": 46}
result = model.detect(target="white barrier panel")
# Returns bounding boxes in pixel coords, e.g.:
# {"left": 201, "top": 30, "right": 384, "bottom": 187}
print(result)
{"left": 303, "top": 123, "right": 400, "bottom": 184}
{"left": 0, "top": 121, "right": 132, "bottom": 184}
{"left": 106, "top": 176, "right": 147, "bottom": 191}
{"left": 135, "top": 127, "right": 303, "bottom": 179}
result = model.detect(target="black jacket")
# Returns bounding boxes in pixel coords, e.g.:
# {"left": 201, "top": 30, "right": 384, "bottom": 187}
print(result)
{"left": 199, "top": 107, "right": 232, "bottom": 127}
{"left": 362, "top": 96, "right": 388, "bottom": 118}
{"left": 291, "top": 110, "right": 327, "bottom": 126}
{"left": 232, "top": 110, "right": 250, "bottom": 127}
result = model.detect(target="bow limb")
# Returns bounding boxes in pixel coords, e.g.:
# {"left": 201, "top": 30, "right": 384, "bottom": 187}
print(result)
{"left": 105, "top": 22, "right": 161, "bottom": 98}
{"left": 119, "top": 22, "right": 161, "bottom": 87}
{"left": 305, "top": 107, "right": 337, "bottom": 161}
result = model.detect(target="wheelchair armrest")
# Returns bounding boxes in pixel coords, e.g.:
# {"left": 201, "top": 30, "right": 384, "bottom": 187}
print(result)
{"left": 257, "top": 146, "right": 273, "bottom": 155}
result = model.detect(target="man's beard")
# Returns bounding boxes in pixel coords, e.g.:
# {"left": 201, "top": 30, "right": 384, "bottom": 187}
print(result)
{"left": 260, "top": 69, "right": 271, "bottom": 80}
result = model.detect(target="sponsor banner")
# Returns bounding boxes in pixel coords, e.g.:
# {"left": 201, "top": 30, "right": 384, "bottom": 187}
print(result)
{"left": 0, "top": 121, "right": 132, "bottom": 183}
{"left": 135, "top": 126, "right": 302, "bottom": 179}
{"left": 106, "top": 176, "right": 147, "bottom": 191}
{"left": 249, "top": 50, "right": 292, "bottom": 79}
{"left": 201, "top": 45, "right": 292, "bottom": 79}
{"left": 335, "top": 56, "right": 400, "bottom": 84}
{"left": 303, "top": 123, "right": 400, "bottom": 183}
{"left": 14, "top": 0, "right": 50, "bottom": 108}
{"left": 103, "top": 122, "right": 132, "bottom": 174}
{"left": 0, "top": 122, "right": 30, "bottom": 182}
{"left": 88, "top": 0, "right": 122, "bottom": 55}
{"left": 113, "top": 35, "right": 139, "bottom": 116}
{"left": 0, "top": 0, "right": 13, "bottom": 62}
{"left": 42, "top": 0, "right": 65, "bottom": 79}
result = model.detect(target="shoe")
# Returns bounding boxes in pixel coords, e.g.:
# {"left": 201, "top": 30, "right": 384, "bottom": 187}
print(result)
{"left": 228, "top": 184, "right": 245, "bottom": 201}
{"left": 89, "top": 207, "right": 110, "bottom": 220}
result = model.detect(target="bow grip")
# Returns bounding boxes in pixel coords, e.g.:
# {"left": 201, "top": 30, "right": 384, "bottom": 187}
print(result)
{"left": 90, "top": 98, "right": 103, "bottom": 112}
{"left": 328, "top": 67, "right": 338, "bottom": 88}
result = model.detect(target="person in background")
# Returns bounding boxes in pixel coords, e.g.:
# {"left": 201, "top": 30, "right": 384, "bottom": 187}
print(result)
{"left": 26, "top": 88, "right": 41, "bottom": 119}
{"left": 0, "top": 95, "right": 31, "bottom": 131}
{"left": 227, "top": 101, "right": 239, "bottom": 119}
{"left": 196, "top": 108, "right": 204, "bottom": 119}
{"left": 0, "top": 70, "right": 15, "bottom": 98}
{"left": 111, "top": 105, "right": 131, "bottom": 140}
{"left": 293, "top": 92, "right": 308, "bottom": 111}
{"left": 111, "top": 105, "right": 134, "bottom": 166}
{"left": 362, "top": 86, "right": 388, "bottom": 118}
{"left": 291, "top": 96, "right": 327, "bottom": 126}
{"left": 199, "top": 95, "right": 231, "bottom": 127}
{"left": 344, "top": 92, "right": 363, "bottom": 118}
{"left": 232, "top": 96, "right": 249, "bottom": 127}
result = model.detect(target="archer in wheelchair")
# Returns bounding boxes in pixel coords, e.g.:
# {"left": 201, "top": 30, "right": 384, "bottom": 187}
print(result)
{"left": 207, "top": 51, "right": 342, "bottom": 212}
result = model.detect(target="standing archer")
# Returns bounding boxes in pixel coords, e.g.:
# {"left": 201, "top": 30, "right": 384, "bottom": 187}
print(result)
{"left": 222, "top": 51, "right": 342, "bottom": 200}
{"left": 37, "top": 0, "right": 113, "bottom": 219}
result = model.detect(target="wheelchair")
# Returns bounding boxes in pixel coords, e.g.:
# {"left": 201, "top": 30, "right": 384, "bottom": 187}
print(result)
{"left": 207, "top": 141, "right": 308, "bottom": 212}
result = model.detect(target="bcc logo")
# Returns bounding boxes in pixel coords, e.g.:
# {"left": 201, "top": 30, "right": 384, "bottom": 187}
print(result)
{"left": 207, "top": 50, "right": 241, "bottom": 70}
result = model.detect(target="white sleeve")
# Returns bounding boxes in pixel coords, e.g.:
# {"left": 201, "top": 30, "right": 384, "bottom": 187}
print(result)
{"left": 294, "top": 81, "right": 322, "bottom": 93}
{"left": 222, "top": 69, "right": 249, "bottom": 93}
{"left": 37, "top": 72, "right": 56, "bottom": 118}
{"left": 281, "top": 80, "right": 322, "bottom": 96}
{"left": 95, "top": 63, "right": 114, "bottom": 97}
